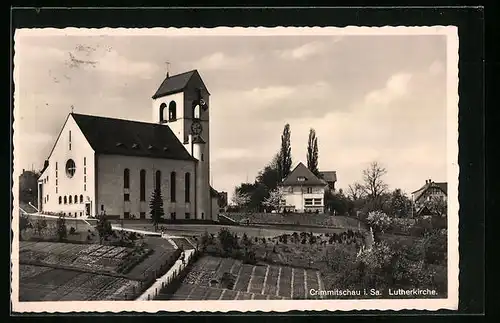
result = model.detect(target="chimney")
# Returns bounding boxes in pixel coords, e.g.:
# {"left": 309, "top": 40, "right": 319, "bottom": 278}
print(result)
{"left": 425, "top": 180, "right": 428, "bottom": 184}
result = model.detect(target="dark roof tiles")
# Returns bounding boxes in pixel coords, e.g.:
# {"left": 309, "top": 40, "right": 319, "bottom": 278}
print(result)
{"left": 72, "top": 113, "right": 196, "bottom": 161}
{"left": 411, "top": 181, "right": 448, "bottom": 201}
{"left": 280, "top": 162, "right": 327, "bottom": 186}
{"left": 152, "top": 70, "right": 209, "bottom": 99}
{"left": 319, "top": 171, "right": 337, "bottom": 182}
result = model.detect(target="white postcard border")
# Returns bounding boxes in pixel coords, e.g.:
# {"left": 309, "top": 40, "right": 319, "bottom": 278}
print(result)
{"left": 11, "top": 25, "right": 459, "bottom": 313}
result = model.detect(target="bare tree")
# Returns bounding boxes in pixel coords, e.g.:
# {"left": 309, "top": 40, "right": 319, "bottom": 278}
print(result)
{"left": 361, "top": 162, "right": 388, "bottom": 206}
{"left": 346, "top": 182, "right": 365, "bottom": 200}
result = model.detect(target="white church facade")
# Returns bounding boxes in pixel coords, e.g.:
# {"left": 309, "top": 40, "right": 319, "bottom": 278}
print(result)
{"left": 36, "top": 70, "right": 220, "bottom": 221}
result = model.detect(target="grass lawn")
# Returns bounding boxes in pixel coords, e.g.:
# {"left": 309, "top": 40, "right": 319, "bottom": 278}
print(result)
{"left": 224, "top": 212, "right": 366, "bottom": 230}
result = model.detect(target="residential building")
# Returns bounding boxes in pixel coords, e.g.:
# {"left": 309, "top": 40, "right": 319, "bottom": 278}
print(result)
{"left": 411, "top": 179, "right": 447, "bottom": 215}
{"left": 279, "top": 162, "right": 333, "bottom": 213}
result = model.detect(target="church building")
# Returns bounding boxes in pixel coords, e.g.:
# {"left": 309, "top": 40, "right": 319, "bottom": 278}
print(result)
{"left": 36, "top": 70, "right": 220, "bottom": 221}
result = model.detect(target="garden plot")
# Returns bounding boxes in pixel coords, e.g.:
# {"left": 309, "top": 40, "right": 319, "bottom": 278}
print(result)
{"left": 19, "top": 265, "right": 52, "bottom": 280}
{"left": 292, "top": 268, "right": 306, "bottom": 299}
{"left": 278, "top": 266, "right": 293, "bottom": 298}
{"left": 167, "top": 255, "right": 322, "bottom": 300}
{"left": 19, "top": 264, "right": 143, "bottom": 301}
{"left": 19, "top": 241, "right": 140, "bottom": 274}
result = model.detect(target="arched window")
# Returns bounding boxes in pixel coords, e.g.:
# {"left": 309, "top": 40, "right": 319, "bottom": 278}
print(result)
{"left": 185, "top": 172, "right": 191, "bottom": 203}
{"left": 69, "top": 195, "right": 73, "bottom": 204}
{"left": 124, "top": 168, "right": 130, "bottom": 189}
{"left": 155, "top": 170, "right": 161, "bottom": 191}
{"left": 193, "top": 103, "right": 200, "bottom": 119}
{"left": 170, "top": 171, "right": 176, "bottom": 202}
{"left": 59, "top": 196, "right": 62, "bottom": 204}
{"left": 64, "top": 196, "right": 67, "bottom": 204}
{"left": 159, "top": 103, "right": 167, "bottom": 123}
{"left": 168, "top": 101, "right": 177, "bottom": 121}
{"left": 80, "top": 195, "right": 83, "bottom": 203}
{"left": 140, "top": 169, "right": 146, "bottom": 201}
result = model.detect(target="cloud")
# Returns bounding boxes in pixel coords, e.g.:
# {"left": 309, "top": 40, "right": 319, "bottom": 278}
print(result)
{"left": 277, "top": 38, "right": 342, "bottom": 60}
{"left": 192, "top": 52, "right": 254, "bottom": 71}
{"left": 364, "top": 73, "right": 413, "bottom": 106}
{"left": 429, "top": 60, "right": 444, "bottom": 75}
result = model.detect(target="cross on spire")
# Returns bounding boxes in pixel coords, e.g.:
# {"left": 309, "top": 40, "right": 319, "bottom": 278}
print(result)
{"left": 70, "top": 105, "right": 74, "bottom": 114}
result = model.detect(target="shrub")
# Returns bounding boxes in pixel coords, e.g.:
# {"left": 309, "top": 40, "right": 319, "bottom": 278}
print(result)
{"left": 218, "top": 227, "right": 239, "bottom": 254}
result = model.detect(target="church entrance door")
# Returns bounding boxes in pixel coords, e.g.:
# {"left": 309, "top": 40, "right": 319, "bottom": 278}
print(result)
{"left": 85, "top": 202, "right": 91, "bottom": 217}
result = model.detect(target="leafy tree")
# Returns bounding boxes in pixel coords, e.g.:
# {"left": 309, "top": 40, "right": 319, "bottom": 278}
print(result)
{"left": 386, "top": 189, "right": 412, "bottom": 217}
{"left": 18, "top": 170, "right": 39, "bottom": 206}
{"left": 218, "top": 228, "right": 239, "bottom": 255}
{"left": 231, "top": 189, "right": 251, "bottom": 211}
{"left": 19, "top": 213, "right": 31, "bottom": 240}
{"left": 425, "top": 196, "right": 448, "bottom": 217}
{"left": 256, "top": 156, "right": 281, "bottom": 191}
{"left": 307, "top": 128, "right": 319, "bottom": 176}
{"left": 324, "top": 190, "right": 349, "bottom": 215}
{"left": 56, "top": 214, "right": 67, "bottom": 242}
{"left": 279, "top": 124, "right": 292, "bottom": 180}
{"left": 35, "top": 217, "right": 47, "bottom": 236}
{"left": 200, "top": 230, "right": 211, "bottom": 252}
{"left": 361, "top": 161, "right": 389, "bottom": 208}
{"left": 149, "top": 188, "right": 165, "bottom": 231}
{"left": 262, "top": 188, "right": 285, "bottom": 212}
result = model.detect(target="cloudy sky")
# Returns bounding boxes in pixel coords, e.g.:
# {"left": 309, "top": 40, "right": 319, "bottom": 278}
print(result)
{"left": 14, "top": 29, "right": 450, "bottom": 199}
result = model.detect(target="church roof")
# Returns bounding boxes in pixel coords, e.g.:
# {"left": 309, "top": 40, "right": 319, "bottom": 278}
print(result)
{"left": 72, "top": 113, "right": 196, "bottom": 161}
{"left": 280, "top": 162, "right": 328, "bottom": 186}
{"left": 210, "top": 186, "right": 219, "bottom": 198}
{"left": 152, "top": 70, "right": 209, "bottom": 99}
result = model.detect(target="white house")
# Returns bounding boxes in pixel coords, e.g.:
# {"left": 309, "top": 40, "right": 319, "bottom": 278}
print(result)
{"left": 36, "top": 70, "right": 220, "bottom": 220}
{"left": 278, "top": 162, "right": 332, "bottom": 213}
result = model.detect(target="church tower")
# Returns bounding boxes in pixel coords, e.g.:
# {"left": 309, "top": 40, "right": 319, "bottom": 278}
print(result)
{"left": 152, "top": 70, "right": 212, "bottom": 220}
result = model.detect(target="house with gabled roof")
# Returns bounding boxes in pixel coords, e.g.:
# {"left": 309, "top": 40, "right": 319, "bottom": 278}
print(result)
{"left": 411, "top": 179, "right": 447, "bottom": 214}
{"left": 278, "top": 162, "right": 335, "bottom": 213}
{"left": 36, "top": 70, "right": 220, "bottom": 221}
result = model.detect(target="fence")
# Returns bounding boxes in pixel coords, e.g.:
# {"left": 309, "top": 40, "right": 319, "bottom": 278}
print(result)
{"left": 136, "top": 248, "right": 197, "bottom": 300}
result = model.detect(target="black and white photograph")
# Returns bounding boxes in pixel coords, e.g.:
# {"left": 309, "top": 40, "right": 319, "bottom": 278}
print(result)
{"left": 12, "top": 26, "right": 459, "bottom": 312}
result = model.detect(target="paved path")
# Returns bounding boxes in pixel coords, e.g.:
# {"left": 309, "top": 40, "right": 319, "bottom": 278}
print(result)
{"left": 136, "top": 248, "right": 195, "bottom": 300}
